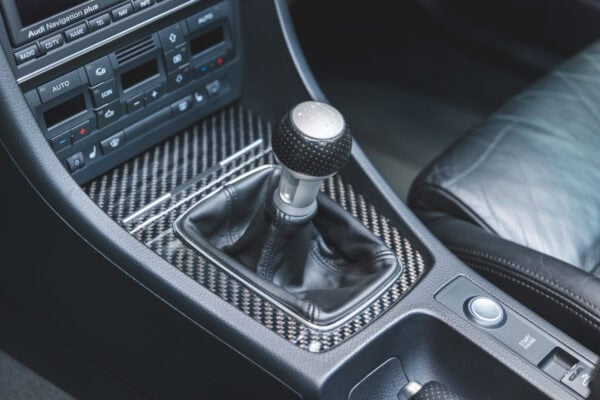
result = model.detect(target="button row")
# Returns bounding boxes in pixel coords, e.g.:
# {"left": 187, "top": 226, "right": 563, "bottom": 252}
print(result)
{"left": 50, "top": 120, "right": 94, "bottom": 152}
{"left": 66, "top": 84, "right": 217, "bottom": 173}
{"left": 66, "top": 129, "right": 126, "bottom": 173}
{"left": 14, "top": 0, "right": 162, "bottom": 65}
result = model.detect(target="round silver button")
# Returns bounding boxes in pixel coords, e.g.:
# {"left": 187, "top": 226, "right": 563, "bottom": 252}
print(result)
{"left": 466, "top": 296, "right": 505, "bottom": 328}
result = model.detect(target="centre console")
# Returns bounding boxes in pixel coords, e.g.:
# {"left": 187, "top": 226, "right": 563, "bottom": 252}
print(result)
{"left": 1, "top": 0, "right": 242, "bottom": 183}
{"left": 0, "top": 0, "right": 598, "bottom": 399}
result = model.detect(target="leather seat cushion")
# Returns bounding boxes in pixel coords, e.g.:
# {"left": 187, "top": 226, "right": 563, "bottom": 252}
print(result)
{"left": 410, "top": 42, "right": 600, "bottom": 273}
{"left": 409, "top": 41, "right": 600, "bottom": 352}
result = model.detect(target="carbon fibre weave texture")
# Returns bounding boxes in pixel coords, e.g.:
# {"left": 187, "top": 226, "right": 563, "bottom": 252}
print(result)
{"left": 83, "top": 104, "right": 428, "bottom": 352}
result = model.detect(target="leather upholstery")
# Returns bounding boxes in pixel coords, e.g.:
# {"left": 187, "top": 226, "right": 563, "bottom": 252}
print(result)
{"left": 176, "top": 167, "right": 401, "bottom": 325}
{"left": 409, "top": 42, "right": 600, "bottom": 351}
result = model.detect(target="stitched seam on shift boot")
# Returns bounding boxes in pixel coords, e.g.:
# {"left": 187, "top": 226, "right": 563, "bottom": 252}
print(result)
{"left": 307, "top": 301, "right": 318, "bottom": 322}
{"left": 257, "top": 210, "right": 291, "bottom": 280}
{"left": 469, "top": 262, "right": 600, "bottom": 334}
{"left": 452, "top": 246, "right": 600, "bottom": 313}
{"left": 309, "top": 241, "right": 345, "bottom": 273}
{"left": 309, "top": 244, "right": 396, "bottom": 277}
{"left": 223, "top": 186, "right": 236, "bottom": 246}
{"left": 351, "top": 249, "right": 398, "bottom": 275}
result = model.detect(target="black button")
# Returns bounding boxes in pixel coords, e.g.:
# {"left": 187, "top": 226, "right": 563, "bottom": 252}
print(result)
{"left": 66, "top": 152, "right": 85, "bottom": 172}
{"left": 71, "top": 120, "right": 93, "bottom": 142}
{"left": 133, "top": 0, "right": 154, "bottom": 11}
{"left": 50, "top": 131, "right": 71, "bottom": 151}
{"left": 145, "top": 85, "right": 164, "bottom": 104}
{"left": 112, "top": 3, "right": 134, "bottom": 21}
{"left": 193, "top": 89, "right": 207, "bottom": 105}
{"left": 164, "top": 46, "right": 189, "bottom": 71}
{"left": 167, "top": 66, "right": 191, "bottom": 91}
{"left": 38, "top": 70, "right": 82, "bottom": 103}
{"left": 85, "top": 57, "right": 114, "bottom": 86}
{"left": 171, "top": 95, "right": 193, "bottom": 116}
{"left": 186, "top": 5, "right": 224, "bottom": 33}
{"left": 205, "top": 80, "right": 221, "bottom": 97}
{"left": 85, "top": 144, "right": 101, "bottom": 162}
{"left": 14, "top": 44, "right": 39, "bottom": 65}
{"left": 65, "top": 23, "right": 89, "bottom": 42}
{"left": 159, "top": 23, "right": 185, "bottom": 52}
{"left": 89, "top": 14, "right": 111, "bottom": 32}
{"left": 38, "top": 34, "right": 64, "bottom": 55}
{"left": 126, "top": 94, "right": 145, "bottom": 113}
{"left": 100, "top": 131, "right": 126, "bottom": 154}
{"left": 95, "top": 100, "right": 121, "bottom": 128}
{"left": 91, "top": 79, "right": 118, "bottom": 107}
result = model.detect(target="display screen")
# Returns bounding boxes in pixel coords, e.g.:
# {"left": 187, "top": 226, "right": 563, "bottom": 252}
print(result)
{"left": 16, "top": 0, "right": 87, "bottom": 27}
{"left": 190, "top": 26, "right": 225, "bottom": 56}
{"left": 44, "top": 94, "right": 86, "bottom": 128}
{"left": 121, "top": 59, "right": 159, "bottom": 91}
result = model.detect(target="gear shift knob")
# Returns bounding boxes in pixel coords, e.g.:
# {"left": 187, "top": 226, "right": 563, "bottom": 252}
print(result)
{"left": 272, "top": 101, "right": 352, "bottom": 216}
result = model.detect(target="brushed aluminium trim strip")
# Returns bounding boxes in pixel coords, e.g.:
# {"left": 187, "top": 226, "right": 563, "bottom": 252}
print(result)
{"left": 123, "top": 139, "right": 264, "bottom": 224}
{"left": 129, "top": 149, "right": 271, "bottom": 234}
{"left": 145, "top": 164, "right": 274, "bottom": 246}
{"left": 219, "top": 138, "right": 263, "bottom": 166}
{"left": 17, "top": 0, "right": 201, "bottom": 84}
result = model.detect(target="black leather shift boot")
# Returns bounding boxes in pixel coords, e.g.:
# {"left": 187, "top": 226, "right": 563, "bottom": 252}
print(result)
{"left": 175, "top": 167, "right": 402, "bottom": 325}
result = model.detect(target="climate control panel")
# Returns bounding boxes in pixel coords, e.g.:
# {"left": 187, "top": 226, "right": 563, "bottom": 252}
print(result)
{"left": 21, "top": 1, "right": 241, "bottom": 183}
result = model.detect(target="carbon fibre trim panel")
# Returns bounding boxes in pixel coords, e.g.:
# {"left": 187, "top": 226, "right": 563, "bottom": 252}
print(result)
{"left": 83, "top": 104, "right": 428, "bottom": 352}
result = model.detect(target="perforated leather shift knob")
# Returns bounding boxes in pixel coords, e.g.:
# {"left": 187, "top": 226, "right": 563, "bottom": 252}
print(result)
{"left": 272, "top": 102, "right": 352, "bottom": 178}
{"left": 272, "top": 102, "right": 352, "bottom": 216}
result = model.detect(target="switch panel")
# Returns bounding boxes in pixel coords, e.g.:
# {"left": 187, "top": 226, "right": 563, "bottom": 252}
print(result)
{"left": 436, "top": 277, "right": 597, "bottom": 398}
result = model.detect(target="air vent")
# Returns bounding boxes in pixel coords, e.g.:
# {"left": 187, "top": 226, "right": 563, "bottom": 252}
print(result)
{"left": 115, "top": 36, "right": 156, "bottom": 65}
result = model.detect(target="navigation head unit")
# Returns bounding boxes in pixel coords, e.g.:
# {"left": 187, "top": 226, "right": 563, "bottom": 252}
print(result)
{"left": 1, "top": 0, "right": 122, "bottom": 46}
{"left": 1, "top": 0, "right": 243, "bottom": 183}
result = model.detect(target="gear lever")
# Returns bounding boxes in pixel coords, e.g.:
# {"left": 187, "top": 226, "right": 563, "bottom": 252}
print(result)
{"left": 176, "top": 102, "right": 401, "bottom": 323}
{"left": 272, "top": 101, "right": 353, "bottom": 217}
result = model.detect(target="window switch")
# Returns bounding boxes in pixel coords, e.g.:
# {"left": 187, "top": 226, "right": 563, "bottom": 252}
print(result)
{"left": 561, "top": 362, "right": 594, "bottom": 397}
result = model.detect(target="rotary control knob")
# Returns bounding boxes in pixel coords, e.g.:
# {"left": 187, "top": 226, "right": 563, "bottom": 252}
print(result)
{"left": 272, "top": 102, "right": 353, "bottom": 216}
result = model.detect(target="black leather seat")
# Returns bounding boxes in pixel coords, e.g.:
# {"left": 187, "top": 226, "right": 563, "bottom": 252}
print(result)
{"left": 409, "top": 42, "right": 600, "bottom": 352}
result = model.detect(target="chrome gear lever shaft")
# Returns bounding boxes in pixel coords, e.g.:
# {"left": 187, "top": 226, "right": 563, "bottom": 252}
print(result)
{"left": 272, "top": 101, "right": 352, "bottom": 217}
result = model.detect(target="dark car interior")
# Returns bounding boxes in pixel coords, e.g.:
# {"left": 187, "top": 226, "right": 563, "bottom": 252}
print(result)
{"left": 1, "top": 0, "right": 600, "bottom": 399}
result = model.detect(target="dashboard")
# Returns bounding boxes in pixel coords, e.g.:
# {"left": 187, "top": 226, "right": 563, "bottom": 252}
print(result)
{"left": 1, "top": 0, "right": 242, "bottom": 183}
{"left": 0, "top": 0, "right": 598, "bottom": 399}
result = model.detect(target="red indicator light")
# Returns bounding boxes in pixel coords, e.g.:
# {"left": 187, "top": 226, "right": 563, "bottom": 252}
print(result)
{"left": 79, "top": 128, "right": 87, "bottom": 135}
{"left": 217, "top": 57, "right": 224, "bottom": 65}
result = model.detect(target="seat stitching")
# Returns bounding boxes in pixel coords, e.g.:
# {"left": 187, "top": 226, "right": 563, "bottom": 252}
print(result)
{"left": 469, "top": 262, "right": 600, "bottom": 334}
{"left": 451, "top": 246, "right": 600, "bottom": 313}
